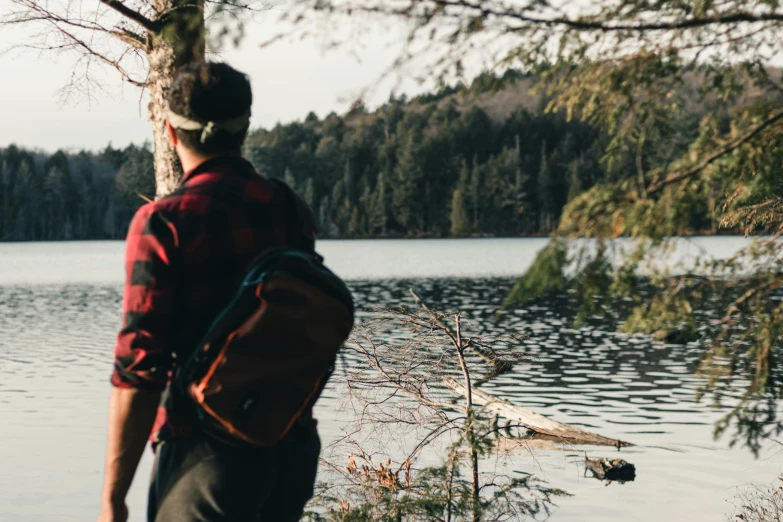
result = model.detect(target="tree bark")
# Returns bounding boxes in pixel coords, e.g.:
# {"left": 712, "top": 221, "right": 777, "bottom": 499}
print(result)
{"left": 147, "top": 0, "right": 206, "bottom": 199}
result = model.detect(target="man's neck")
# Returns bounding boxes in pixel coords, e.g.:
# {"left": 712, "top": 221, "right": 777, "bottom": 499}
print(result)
{"left": 176, "top": 146, "right": 242, "bottom": 174}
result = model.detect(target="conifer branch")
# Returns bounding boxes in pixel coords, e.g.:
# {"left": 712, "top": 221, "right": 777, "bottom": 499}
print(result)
{"left": 645, "top": 108, "right": 783, "bottom": 195}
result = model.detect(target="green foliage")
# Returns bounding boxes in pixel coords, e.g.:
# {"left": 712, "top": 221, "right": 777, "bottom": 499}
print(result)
{"left": 305, "top": 449, "right": 563, "bottom": 522}
{"left": 502, "top": 239, "right": 567, "bottom": 309}
{"left": 294, "top": 1, "right": 783, "bottom": 426}
{"left": 0, "top": 143, "right": 154, "bottom": 241}
{"left": 242, "top": 70, "right": 603, "bottom": 238}
{"left": 502, "top": 240, "right": 625, "bottom": 326}
{"left": 462, "top": 0, "right": 783, "bottom": 449}
{"left": 114, "top": 144, "right": 155, "bottom": 216}
{"left": 221, "top": 0, "right": 783, "bottom": 458}
{"left": 572, "top": 242, "right": 614, "bottom": 326}
{"left": 5, "top": 69, "right": 724, "bottom": 243}
{"left": 450, "top": 187, "right": 470, "bottom": 236}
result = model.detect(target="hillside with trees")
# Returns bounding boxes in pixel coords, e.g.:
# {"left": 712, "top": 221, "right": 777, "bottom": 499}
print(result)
{"left": 0, "top": 70, "right": 714, "bottom": 241}
{"left": 0, "top": 143, "right": 153, "bottom": 241}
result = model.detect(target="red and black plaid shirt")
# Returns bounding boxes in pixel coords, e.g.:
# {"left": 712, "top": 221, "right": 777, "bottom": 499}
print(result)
{"left": 111, "top": 156, "right": 315, "bottom": 445}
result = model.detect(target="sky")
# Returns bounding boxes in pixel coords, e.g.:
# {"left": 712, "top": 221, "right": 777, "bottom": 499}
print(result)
{"left": 0, "top": 11, "right": 423, "bottom": 153}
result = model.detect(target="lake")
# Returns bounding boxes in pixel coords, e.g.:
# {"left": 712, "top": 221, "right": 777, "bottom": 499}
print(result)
{"left": 0, "top": 238, "right": 780, "bottom": 521}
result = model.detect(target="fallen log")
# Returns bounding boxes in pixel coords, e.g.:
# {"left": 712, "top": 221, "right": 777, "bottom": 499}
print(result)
{"left": 443, "top": 378, "right": 632, "bottom": 448}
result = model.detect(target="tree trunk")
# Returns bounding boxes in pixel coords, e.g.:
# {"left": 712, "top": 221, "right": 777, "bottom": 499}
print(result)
{"left": 147, "top": 0, "right": 206, "bottom": 199}
{"left": 471, "top": 446, "right": 480, "bottom": 522}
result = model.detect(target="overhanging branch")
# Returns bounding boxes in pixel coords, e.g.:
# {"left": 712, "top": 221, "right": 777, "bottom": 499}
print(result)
{"left": 431, "top": 0, "right": 783, "bottom": 32}
{"left": 645, "top": 108, "right": 783, "bottom": 195}
{"left": 98, "top": 0, "right": 160, "bottom": 33}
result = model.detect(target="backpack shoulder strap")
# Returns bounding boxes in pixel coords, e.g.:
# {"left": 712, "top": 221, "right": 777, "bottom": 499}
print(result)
{"left": 269, "top": 178, "right": 315, "bottom": 252}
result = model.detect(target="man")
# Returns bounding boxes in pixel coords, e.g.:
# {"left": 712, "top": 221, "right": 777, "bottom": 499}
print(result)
{"left": 97, "top": 62, "right": 320, "bottom": 522}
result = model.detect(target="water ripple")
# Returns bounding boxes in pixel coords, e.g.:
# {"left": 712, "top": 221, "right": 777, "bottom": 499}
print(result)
{"left": 0, "top": 274, "right": 778, "bottom": 522}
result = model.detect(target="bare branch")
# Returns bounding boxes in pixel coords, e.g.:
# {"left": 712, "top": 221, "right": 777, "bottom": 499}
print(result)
{"left": 2, "top": 7, "right": 148, "bottom": 50}
{"left": 98, "top": 0, "right": 160, "bottom": 33}
{"left": 55, "top": 25, "right": 149, "bottom": 87}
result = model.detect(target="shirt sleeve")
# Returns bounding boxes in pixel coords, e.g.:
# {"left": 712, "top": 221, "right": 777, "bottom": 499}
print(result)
{"left": 111, "top": 205, "right": 179, "bottom": 392}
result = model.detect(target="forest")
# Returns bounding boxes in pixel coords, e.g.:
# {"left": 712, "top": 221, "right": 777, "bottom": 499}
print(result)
{"left": 0, "top": 70, "right": 712, "bottom": 241}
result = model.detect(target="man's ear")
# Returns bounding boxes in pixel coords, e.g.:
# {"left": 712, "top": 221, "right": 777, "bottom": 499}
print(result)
{"left": 166, "top": 121, "right": 179, "bottom": 147}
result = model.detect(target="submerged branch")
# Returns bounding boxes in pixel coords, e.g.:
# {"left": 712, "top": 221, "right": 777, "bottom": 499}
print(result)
{"left": 444, "top": 378, "right": 632, "bottom": 448}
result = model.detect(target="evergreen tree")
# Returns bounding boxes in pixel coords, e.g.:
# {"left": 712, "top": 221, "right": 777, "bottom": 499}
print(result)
{"left": 330, "top": 180, "right": 345, "bottom": 236}
{"left": 44, "top": 165, "right": 69, "bottom": 240}
{"left": 302, "top": 177, "right": 316, "bottom": 209}
{"left": 392, "top": 131, "right": 426, "bottom": 233}
{"left": 0, "top": 69, "right": 660, "bottom": 242}
{"left": 79, "top": 168, "right": 98, "bottom": 239}
{"left": 371, "top": 172, "right": 388, "bottom": 236}
{"left": 348, "top": 207, "right": 360, "bottom": 237}
{"left": 537, "top": 141, "right": 555, "bottom": 233}
{"left": 567, "top": 160, "right": 582, "bottom": 203}
{"left": 237, "top": 72, "right": 611, "bottom": 239}
{"left": 283, "top": 168, "right": 297, "bottom": 192}
{"left": 114, "top": 145, "right": 154, "bottom": 234}
{"left": 318, "top": 195, "right": 338, "bottom": 237}
{"left": 103, "top": 199, "right": 117, "bottom": 239}
{"left": 450, "top": 187, "right": 470, "bottom": 236}
{"left": 14, "top": 160, "right": 41, "bottom": 241}
{"left": 0, "top": 159, "right": 11, "bottom": 240}
{"left": 512, "top": 136, "right": 530, "bottom": 234}
{"left": 470, "top": 158, "right": 481, "bottom": 233}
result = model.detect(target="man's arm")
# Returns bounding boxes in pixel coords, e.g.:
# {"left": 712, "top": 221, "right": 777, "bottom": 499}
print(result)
{"left": 99, "top": 387, "right": 160, "bottom": 514}
{"left": 99, "top": 208, "right": 178, "bottom": 521}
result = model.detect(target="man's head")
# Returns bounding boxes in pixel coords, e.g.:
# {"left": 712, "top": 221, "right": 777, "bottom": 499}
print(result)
{"left": 166, "top": 61, "right": 252, "bottom": 156}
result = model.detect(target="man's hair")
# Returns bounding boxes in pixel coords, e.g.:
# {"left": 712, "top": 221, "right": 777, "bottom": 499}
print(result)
{"left": 166, "top": 61, "right": 252, "bottom": 154}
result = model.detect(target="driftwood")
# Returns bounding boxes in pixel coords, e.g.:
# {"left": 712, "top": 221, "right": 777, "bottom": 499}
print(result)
{"left": 444, "top": 378, "right": 632, "bottom": 448}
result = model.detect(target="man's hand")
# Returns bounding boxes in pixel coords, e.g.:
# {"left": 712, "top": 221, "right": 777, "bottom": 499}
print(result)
{"left": 97, "top": 387, "right": 161, "bottom": 522}
{"left": 97, "top": 500, "right": 128, "bottom": 522}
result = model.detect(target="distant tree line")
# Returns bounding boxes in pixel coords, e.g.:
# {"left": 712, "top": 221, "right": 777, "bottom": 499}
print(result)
{"left": 245, "top": 75, "right": 607, "bottom": 238}
{"left": 245, "top": 70, "right": 712, "bottom": 237}
{"left": 1, "top": 71, "right": 712, "bottom": 242}
{"left": 0, "top": 143, "right": 153, "bottom": 241}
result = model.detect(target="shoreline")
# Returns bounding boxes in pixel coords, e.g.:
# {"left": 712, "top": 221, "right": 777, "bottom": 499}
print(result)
{"left": 0, "top": 229, "right": 753, "bottom": 244}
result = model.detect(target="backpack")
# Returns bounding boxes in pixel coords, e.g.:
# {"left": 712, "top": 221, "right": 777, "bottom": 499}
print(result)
{"left": 176, "top": 180, "right": 354, "bottom": 446}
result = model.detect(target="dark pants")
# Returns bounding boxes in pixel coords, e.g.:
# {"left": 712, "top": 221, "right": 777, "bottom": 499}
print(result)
{"left": 147, "top": 425, "right": 321, "bottom": 522}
